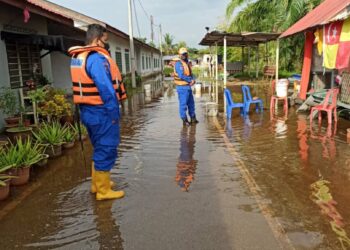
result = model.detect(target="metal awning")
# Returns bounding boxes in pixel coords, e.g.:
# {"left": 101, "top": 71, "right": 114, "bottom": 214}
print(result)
{"left": 0, "top": 31, "right": 84, "bottom": 54}
{"left": 199, "top": 31, "right": 280, "bottom": 47}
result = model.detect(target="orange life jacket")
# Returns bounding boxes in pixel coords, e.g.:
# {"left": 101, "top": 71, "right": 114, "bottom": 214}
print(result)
{"left": 174, "top": 60, "right": 192, "bottom": 86}
{"left": 68, "top": 45, "right": 127, "bottom": 105}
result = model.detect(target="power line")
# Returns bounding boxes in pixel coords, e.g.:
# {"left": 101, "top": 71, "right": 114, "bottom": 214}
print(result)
{"left": 134, "top": 0, "right": 163, "bottom": 42}
{"left": 132, "top": 0, "right": 142, "bottom": 38}
{"left": 136, "top": 0, "right": 150, "bottom": 20}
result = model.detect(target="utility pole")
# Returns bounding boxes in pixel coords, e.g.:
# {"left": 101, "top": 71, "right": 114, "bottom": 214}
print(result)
{"left": 150, "top": 15, "right": 154, "bottom": 43}
{"left": 159, "top": 24, "right": 164, "bottom": 81}
{"left": 127, "top": 0, "right": 136, "bottom": 88}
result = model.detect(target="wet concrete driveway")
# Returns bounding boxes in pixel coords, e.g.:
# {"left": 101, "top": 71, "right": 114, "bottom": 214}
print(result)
{"left": 1, "top": 83, "right": 350, "bottom": 250}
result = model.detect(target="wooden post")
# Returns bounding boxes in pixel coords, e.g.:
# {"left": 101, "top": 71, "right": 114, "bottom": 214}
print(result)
{"left": 256, "top": 45, "right": 259, "bottom": 79}
{"left": 215, "top": 42, "right": 218, "bottom": 104}
{"left": 275, "top": 39, "right": 280, "bottom": 83}
{"left": 224, "top": 36, "right": 227, "bottom": 114}
{"left": 248, "top": 46, "right": 251, "bottom": 76}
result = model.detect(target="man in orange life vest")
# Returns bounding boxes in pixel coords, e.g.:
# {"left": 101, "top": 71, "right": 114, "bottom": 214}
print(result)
{"left": 68, "top": 24, "right": 125, "bottom": 201}
{"left": 174, "top": 47, "right": 199, "bottom": 126}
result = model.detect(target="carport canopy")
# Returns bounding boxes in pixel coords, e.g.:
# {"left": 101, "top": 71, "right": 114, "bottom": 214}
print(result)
{"left": 199, "top": 31, "right": 280, "bottom": 108}
{"left": 199, "top": 31, "right": 280, "bottom": 47}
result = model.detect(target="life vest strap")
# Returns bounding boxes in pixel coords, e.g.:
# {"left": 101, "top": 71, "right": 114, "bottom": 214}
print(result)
{"left": 73, "top": 91, "right": 100, "bottom": 96}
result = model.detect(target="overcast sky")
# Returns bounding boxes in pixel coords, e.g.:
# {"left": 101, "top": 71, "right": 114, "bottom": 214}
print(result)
{"left": 49, "top": 0, "right": 230, "bottom": 48}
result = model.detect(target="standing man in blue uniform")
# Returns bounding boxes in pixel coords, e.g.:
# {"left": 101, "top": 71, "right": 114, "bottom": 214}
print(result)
{"left": 174, "top": 47, "right": 199, "bottom": 126}
{"left": 69, "top": 24, "right": 125, "bottom": 201}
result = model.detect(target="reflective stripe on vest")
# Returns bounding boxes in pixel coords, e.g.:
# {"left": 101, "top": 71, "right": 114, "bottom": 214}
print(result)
{"left": 68, "top": 46, "right": 127, "bottom": 105}
{"left": 174, "top": 60, "right": 192, "bottom": 86}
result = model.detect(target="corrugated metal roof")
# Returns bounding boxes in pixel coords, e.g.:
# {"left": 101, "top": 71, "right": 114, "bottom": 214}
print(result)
{"left": 280, "top": 0, "right": 350, "bottom": 38}
{"left": 199, "top": 31, "right": 280, "bottom": 46}
{"left": 9, "top": 0, "right": 160, "bottom": 53}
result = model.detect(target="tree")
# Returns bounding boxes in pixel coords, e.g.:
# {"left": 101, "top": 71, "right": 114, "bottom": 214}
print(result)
{"left": 174, "top": 41, "right": 188, "bottom": 54}
{"left": 148, "top": 41, "right": 156, "bottom": 48}
{"left": 163, "top": 33, "right": 175, "bottom": 55}
{"left": 137, "top": 37, "right": 147, "bottom": 43}
{"left": 225, "top": 0, "right": 323, "bottom": 71}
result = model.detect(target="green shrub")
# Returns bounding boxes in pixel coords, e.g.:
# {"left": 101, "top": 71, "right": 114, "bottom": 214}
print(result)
{"left": 163, "top": 67, "right": 174, "bottom": 77}
{"left": 32, "top": 121, "right": 66, "bottom": 145}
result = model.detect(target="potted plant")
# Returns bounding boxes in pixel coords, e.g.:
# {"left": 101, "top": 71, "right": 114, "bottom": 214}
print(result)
{"left": 74, "top": 122, "right": 88, "bottom": 141}
{"left": 5, "top": 107, "right": 33, "bottom": 143}
{"left": 35, "top": 154, "right": 49, "bottom": 167}
{"left": 37, "top": 87, "right": 72, "bottom": 123}
{"left": 62, "top": 125, "right": 77, "bottom": 149}
{"left": 8, "top": 138, "right": 43, "bottom": 186}
{"left": 32, "top": 121, "right": 66, "bottom": 157}
{"left": 0, "top": 164, "right": 15, "bottom": 200}
{"left": 0, "top": 88, "right": 20, "bottom": 126}
{"left": 0, "top": 140, "right": 8, "bottom": 150}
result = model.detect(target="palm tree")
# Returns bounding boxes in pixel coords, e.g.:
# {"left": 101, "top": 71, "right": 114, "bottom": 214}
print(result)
{"left": 163, "top": 33, "right": 175, "bottom": 55}
{"left": 227, "top": 0, "right": 323, "bottom": 32}
{"left": 174, "top": 41, "right": 187, "bottom": 54}
{"left": 225, "top": 0, "right": 323, "bottom": 71}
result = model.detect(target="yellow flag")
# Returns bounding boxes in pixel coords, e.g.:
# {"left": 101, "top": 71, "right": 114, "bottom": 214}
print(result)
{"left": 314, "top": 28, "right": 323, "bottom": 55}
{"left": 323, "top": 21, "right": 343, "bottom": 69}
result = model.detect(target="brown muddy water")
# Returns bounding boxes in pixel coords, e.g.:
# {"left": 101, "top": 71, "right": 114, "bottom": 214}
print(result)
{"left": 0, "top": 81, "right": 350, "bottom": 250}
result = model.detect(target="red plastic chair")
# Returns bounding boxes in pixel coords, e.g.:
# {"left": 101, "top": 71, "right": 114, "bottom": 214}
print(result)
{"left": 309, "top": 88, "right": 339, "bottom": 125}
{"left": 270, "top": 80, "right": 288, "bottom": 114}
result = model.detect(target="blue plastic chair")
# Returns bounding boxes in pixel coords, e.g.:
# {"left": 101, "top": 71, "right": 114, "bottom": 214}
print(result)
{"left": 241, "top": 85, "right": 263, "bottom": 114}
{"left": 224, "top": 88, "right": 245, "bottom": 119}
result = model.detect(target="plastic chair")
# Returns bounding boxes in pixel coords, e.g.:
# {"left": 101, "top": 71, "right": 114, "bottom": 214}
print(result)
{"left": 310, "top": 88, "right": 339, "bottom": 125}
{"left": 224, "top": 88, "right": 245, "bottom": 119}
{"left": 270, "top": 80, "right": 288, "bottom": 114}
{"left": 241, "top": 85, "right": 263, "bottom": 114}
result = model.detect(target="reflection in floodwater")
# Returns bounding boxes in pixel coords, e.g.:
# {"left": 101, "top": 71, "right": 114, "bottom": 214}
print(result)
{"left": 24, "top": 185, "right": 124, "bottom": 249}
{"left": 310, "top": 122, "right": 337, "bottom": 160}
{"left": 270, "top": 111, "right": 288, "bottom": 139}
{"left": 243, "top": 114, "right": 263, "bottom": 140}
{"left": 175, "top": 125, "right": 197, "bottom": 192}
{"left": 311, "top": 179, "right": 350, "bottom": 249}
{"left": 297, "top": 114, "right": 310, "bottom": 164}
{"left": 94, "top": 200, "right": 123, "bottom": 250}
{"left": 225, "top": 114, "right": 263, "bottom": 141}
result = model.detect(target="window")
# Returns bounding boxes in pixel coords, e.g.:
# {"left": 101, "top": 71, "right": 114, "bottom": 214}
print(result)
{"left": 142, "top": 55, "right": 145, "bottom": 70}
{"left": 146, "top": 55, "right": 149, "bottom": 69}
{"left": 115, "top": 48, "right": 123, "bottom": 71}
{"left": 125, "top": 49, "right": 130, "bottom": 72}
{"left": 6, "top": 42, "right": 42, "bottom": 89}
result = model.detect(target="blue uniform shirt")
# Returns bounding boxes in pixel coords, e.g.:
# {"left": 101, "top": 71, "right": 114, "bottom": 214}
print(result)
{"left": 84, "top": 52, "right": 120, "bottom": 121}
{"left": 175, "top": 60, "right": 193, "bottom": 83}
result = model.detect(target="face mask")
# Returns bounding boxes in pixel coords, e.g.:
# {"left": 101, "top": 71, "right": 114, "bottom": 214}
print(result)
{"left": 104, "top": 42, "right": 110, "bottom": 51}
{"left": 99, "top": 39, "right": 110, "bottom": 51}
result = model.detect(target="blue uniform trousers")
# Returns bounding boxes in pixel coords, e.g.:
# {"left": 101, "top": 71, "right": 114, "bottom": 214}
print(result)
{"left": 176, "top": 85, "right": 196, "bottom": 119}
{"left": 80, "top": 105, "right": 120, "bottom": 171}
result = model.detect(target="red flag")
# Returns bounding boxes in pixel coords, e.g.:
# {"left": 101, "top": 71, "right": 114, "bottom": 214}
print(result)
{"left": 23, "top": 7, "right": 30, "bottom": 23}
{"left": 323, "top": 21, "right": 343, "bottom": 69}
{"left": 336, "top": 18, "right": 350, "bottom": 69}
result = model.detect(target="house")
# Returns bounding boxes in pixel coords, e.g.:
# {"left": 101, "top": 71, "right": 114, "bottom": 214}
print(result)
{"left": 0, "top": 0, "right": 161, "bottom": 129}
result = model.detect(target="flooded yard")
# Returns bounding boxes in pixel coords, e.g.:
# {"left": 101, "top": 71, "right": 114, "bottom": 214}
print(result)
{"left": 0, "top": 81, "right": 350, "bottom": 250}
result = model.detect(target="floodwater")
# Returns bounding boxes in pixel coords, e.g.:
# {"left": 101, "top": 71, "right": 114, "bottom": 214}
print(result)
{"left": 1, "top": 80, "right": 350, "bottom": 250}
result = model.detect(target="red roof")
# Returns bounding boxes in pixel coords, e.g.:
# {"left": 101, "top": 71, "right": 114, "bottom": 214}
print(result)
{"left": 280, "top": 0, "right": 350, "bottom": 38}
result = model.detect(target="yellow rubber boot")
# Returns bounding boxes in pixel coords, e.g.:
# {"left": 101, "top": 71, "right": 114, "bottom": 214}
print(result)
{"left": 95, "top": 171, "right": 125, "bottom": 201}
{"left": 91, "top": 163, "right": 115, "bottom": 193}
